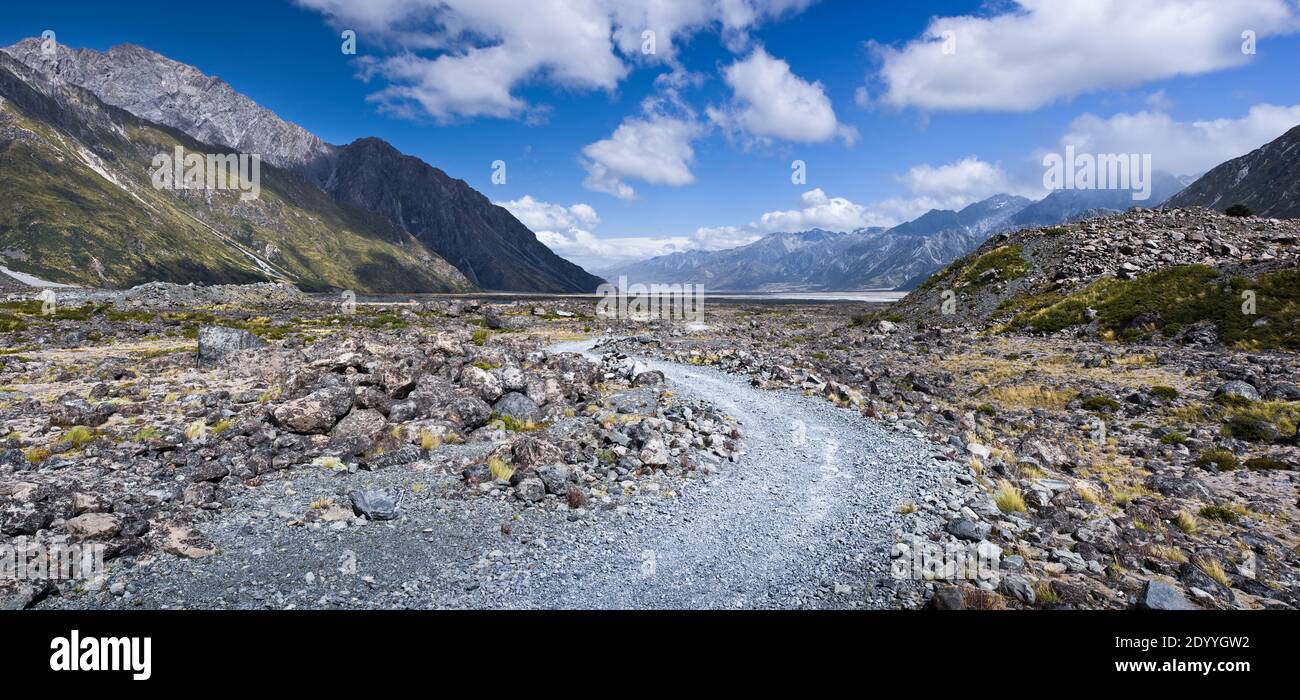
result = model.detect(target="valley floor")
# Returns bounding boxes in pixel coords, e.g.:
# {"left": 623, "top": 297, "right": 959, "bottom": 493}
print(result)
{"left": 2, "top": 288, "right": 1297, "bottom": 610}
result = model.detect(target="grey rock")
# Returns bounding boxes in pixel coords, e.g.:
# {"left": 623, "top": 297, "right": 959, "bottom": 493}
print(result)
{"left": 349, "top": 489, "right": 401, "bottom": 520}
{"left": 1136, "top": 580, "right": 1198, "bottom": 610}
{"left": 492, "top": 392, "right": 542, "bottom": 423}
{"left": 1215, "top": 380, "right": 1260, "bottom": 402}
{"left": 945, "top": 518, "right": 991, "bottom": 542}
{"left": 197, "top": 325, "right": 265, "bottom": 364}
{"left": 516, "top": 477, "right": 546, "bottom": 503}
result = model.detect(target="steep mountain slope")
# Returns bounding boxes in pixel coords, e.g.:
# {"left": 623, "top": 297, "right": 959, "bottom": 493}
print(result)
{"left": 603, "top": 194, "right": 1030, "bottom": 291}
{"left": 327, "top": 137, "right": 602, "bottom": 292}
{"left": 1164, "top": 124, "right": 1300, "bottom": 218}
{"left": 0, "top": 52, "right": 470, "bottom": 292}
{"left": 1006, "top": 171, "right": 1185, "bottom": 229}
{"left": 893, "top": 207, "right": 1300, "bottom": 349}
{"left": 2, "top": 38, "right": 603, "bottom": 292}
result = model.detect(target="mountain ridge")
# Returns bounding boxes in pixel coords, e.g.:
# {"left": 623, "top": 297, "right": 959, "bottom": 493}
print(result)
{"left": 2, "top": 38, "right": 603, "bottom": 292}
{"left": 1163, "top": 123, "right": 1300, "bottom": 218}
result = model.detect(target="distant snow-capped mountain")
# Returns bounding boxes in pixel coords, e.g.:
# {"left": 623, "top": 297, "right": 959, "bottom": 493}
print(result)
{"left": 602, "top": 194, "right": 1033, "bottom": 291}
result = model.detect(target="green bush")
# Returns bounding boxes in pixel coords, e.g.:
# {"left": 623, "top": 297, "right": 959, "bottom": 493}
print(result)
{"left": 1150, "top": 386, "right": 1179, "bottom": 400}
{"left": 1195, "top": 449, "right": 1238, "bottom": 471}
{"left": 1199, "top": 505, "right": 1240, "bottom": 524}
{"left": 1081, "top": 396, "right": 1121, "bottom": 412}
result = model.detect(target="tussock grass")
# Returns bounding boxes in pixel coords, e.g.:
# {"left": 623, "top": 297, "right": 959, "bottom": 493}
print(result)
{"left": 993, "top": 479, "right": 1027, "bottom": 513}
{"left": 184, "top": 420, "right": 207, "bottom": 442}
{"left": 419, "top": 429, "right": 441, "bottom": 451}
{"left": 1076, "top": 484, "right": 1102, "bottom": 505}
{"left": 1194, "top": 557, "right": 1231, "bottom": 587}
{"left": 488, "top": 456, "right": 514, "bottom": 482}
{"left": 986, "top": 384, "right": 1074, "bottom": 410}
{"left": 1195, "top": 449, "right": 1239, "bottom": 471}
{"left": 1149, "top": 544, "right": 1188, "bottom": 563}
{"left": 60, "top": 425, "right": 96, "bottom": 448}
{"left": 1175, "top": 510, "right": 1199, "bottom": 534}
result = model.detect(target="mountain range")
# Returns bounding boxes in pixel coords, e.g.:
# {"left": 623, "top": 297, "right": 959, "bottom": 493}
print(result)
{"left": 0, "top": 39, "right": 602, "bottom": 292}
{"left": 603, "top": 180, "right": 1188, "bottom": 291}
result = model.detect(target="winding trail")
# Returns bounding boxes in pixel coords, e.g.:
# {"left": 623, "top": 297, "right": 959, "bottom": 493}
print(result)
{"left": 42, "top": 339, "right": 955, "bottom": 610}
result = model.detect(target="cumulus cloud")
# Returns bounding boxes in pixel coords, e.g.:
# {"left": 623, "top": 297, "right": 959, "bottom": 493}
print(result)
{"left": 870, "top": 0, "right": 1300, "bottom": 112}
{"left": 757, "top": 188, "right": 893, "bottom": 231}
{"left": 580, "top": 115, "right": 704, "bottom": 200}
{"left": 1056, "top": 103, "right": 1300, "bottom": 176}
{"left": 708, "top": 47, "right": 856, "bottom": 144}
{"left": 296, "top": 0, "right": 817, "bottom": 121}
{"left": 498, "top": 195, "right": 600, "bottom": 232}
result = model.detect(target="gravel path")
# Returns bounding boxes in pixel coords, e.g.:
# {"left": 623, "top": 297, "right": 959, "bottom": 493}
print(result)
{"left": 41, "top": 340, "right": 960, "bottom": 610}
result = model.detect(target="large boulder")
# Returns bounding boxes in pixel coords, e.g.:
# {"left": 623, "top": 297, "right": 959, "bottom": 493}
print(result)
{"left": 49, "top": 393, "right": 115, "bottom": 428}
{"left": 331, "top": 408, "right": 387, "bottom": 442}
{"left": 272, "top": 386, "right": 354, "bottom": 434}
{"left": 1215, "top": 380, "right": 1260, "bottom": 402}
{"left": 512, "top": 436, "right": 563, "bottom": 469}
{"left": 493, "top": 392, "right": 542, "bottom": 424}
{"left": 349, "top": 489, "right": 402, "bottom": 520}
{"left": 197, "top": 325, "right": 266, "bottom": 365}
{"left": 458, "top": 365, "right": 503, "bottom": 403}
{"left": 65, "top": 512, "right": 122, "bottom": 541}
{"left": 437, "top": 396, "right": 492, "bottom": 430}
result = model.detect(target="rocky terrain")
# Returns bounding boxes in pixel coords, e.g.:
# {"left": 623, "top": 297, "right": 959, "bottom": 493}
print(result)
{"left": 1, "top": 285, "right": 972, "bottom": 610}
{"left": 0, "top": 287, "right": 762, "bottom": 608}
{"left": 3, "top": 200, "right": 1297, "bottom": 612}
{"left": 598, "top": 209, "right": 1299, "bottom": 610}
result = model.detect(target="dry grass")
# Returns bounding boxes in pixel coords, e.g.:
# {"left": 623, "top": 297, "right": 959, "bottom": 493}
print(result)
{"left": 1149, "top": 544, "right": 1188, "bottom": 563}
{"left": 1076, "top": 483, "right": 1102, "bottom": 505}
{"left": 986, "top": 385, "right": 1075, "bottom": 410}
{"left": 419, "top": 428, "right": 441, "bottom": 451}
{"left": 1175, "top": 510, "right": 1199, "bottom": 534}
{"left": 993, "top": 479, "right": 1027, "bottom": 513}
{"left": 1034, "top": 581, "right": 1061, "bottom": 604}
{"left": 963, "top": 589, "right": 1007, "bottom": 610}
{"left": 184, "top": 420, "right": 207, "bottom": 442}
{"left": 488, "top": 456, "right": 515, "bottom": 482}
{"left": 1194, "top": 557, "right": 1231, "bottom": 587}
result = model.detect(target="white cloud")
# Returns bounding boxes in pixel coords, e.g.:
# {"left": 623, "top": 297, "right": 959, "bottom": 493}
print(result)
{"left": 1057, "top": 103, "right": 1300, "bottom": 176}
{"left": 499, "top": 195, "right": 746, "bottom": 270}
{"left": 297, "top": 0, "right": 817, "bottom": 121}
{"left": 871, "top": 0, "right": 1300, "bottom": 112}
{"left": 581, "top": 114, "right": 704, "bottom": 200}
{"left": 497, "top": 195, "right": 600, "bottom": 231}
{"left": 757, "top": 188, "right": 893, "bottom": 231}
{"left": 708, "top": 47, "right": 856, "bottom": 144}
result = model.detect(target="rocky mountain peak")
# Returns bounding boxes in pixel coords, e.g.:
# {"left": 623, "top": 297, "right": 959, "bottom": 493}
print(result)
{"left": 2, "top": 37, "right": 335, "bottom": 176}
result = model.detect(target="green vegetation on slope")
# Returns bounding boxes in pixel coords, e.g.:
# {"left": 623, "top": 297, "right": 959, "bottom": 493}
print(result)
{"left": 0, "top": 86, "right": 471, "bottom": 293}
{"left": 1006, "top": 265, "right": 1300, "bottom": 350}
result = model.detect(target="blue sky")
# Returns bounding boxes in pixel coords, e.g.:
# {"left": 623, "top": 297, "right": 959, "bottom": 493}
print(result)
{"left": 4, "top": 0, "right": 1300, "bottom": 271}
